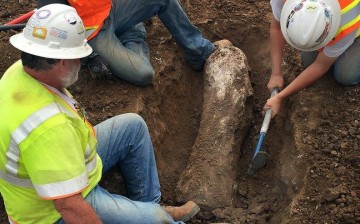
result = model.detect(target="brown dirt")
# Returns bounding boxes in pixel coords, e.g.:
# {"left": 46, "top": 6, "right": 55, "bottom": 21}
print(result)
{"left": 0, "top": 0, "right": 359, "bottom": 223}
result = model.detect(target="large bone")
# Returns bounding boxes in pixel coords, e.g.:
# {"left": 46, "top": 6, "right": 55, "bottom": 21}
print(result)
{"left": 176, "top": 46, "right": 253, "bottom": 210}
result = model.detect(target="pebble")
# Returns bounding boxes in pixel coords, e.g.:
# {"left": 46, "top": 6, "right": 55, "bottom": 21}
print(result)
{"left": 18, "top": 0, "right": 29, "bottom": 6}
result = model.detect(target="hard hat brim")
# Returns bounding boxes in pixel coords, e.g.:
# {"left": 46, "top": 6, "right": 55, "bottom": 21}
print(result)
{"left": 10, "top": 33, "right": 93, "bottom": 59}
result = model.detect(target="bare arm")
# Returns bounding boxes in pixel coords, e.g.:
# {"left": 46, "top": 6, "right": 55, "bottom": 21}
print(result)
{"left": 267, "top": 16, "right": 286, "bottom": 91}
{"left": 277, "top": 52, "right": 337, "bottom": 99}
{"left": 264, "top": 51, "right": 338, "bottom": 117}
{"left": 53, "top": 193, "right": 102, "bottom": 224}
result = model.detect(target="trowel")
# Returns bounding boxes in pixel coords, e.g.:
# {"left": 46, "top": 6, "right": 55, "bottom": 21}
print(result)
{"left": 247, "top": 87, "right": 279, "bottom": 175}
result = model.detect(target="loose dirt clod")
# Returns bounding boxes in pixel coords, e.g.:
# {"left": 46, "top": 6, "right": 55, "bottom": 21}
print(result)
{"left": 176, "top": 47, "right": 253, "bottom": 210}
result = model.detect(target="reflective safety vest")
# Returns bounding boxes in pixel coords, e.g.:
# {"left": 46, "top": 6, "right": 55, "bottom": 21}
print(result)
{"left": 0, "top": 61, "right": 102, "bottom": 224}
{"left": 327, "top": 0, "right": 360, "bottom": 46}
{"left": 68, "top": 0, "right": 112, "bottom": 40}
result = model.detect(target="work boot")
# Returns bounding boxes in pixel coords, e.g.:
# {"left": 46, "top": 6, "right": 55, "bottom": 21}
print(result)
{"left": 189, "top": 39, "right": 233, "bottom": 71}
{"left": 163, "top": 201, "right": 200, "bottom": 222}
{"left": 213, "top": 39, "right": 233, "bottom": 51}
{"left": 87, "top": 52, "right": 112, "bottom": 79}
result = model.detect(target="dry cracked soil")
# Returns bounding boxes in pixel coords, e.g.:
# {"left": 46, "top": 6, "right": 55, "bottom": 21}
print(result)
{"left": 0, "top": 0, "right": 359, "bottom": 223}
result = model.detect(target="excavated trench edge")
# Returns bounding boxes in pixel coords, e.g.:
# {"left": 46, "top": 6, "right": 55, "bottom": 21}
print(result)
{"left": 148, "top": 74, "right": 306, "bottom": 223}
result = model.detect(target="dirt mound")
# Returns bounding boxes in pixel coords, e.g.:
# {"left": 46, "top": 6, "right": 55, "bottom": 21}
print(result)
{"left": 0, "top": 0, "right": 359, "bottom": 223}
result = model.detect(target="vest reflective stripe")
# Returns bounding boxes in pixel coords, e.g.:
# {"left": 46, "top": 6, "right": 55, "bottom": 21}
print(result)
{"left": 328, "top": 0, "right": 360, "bottom": 46}
{"left": 0, "top": 156, "right": 97, "bottom": 188}
{"left": 5, "top": 103, "right": 74, "bottom": 177}
{"left": 330, "top": 15, "right": 360, "bottom": 45}
{"left": 84, "top": 144, "right": 97, "bottom": 174}
{"left": 8, "top": 217, "right": 14, "bottom": 224}
{"left": 5, "top": 141, "right": 20, "bottom": 176}
{"left": 34, "top": 172, "right": 88, "bottom": 199}
{"left": 341, "top": 0, "right": 360, "bottom": 13}
{"left": 0, "top": 102, "right": 98, "bottom": 188}
{"left": 86, "top": 153, "right": 97, "bottom": 174}
{"left": 341, "top": 3, "right": 359, "bottom": 25}
{"left": 0, "top": 169, "right": 32, "bottom": 188}
{"left": 85, "top": 145, "right": 91, "bottom": 158}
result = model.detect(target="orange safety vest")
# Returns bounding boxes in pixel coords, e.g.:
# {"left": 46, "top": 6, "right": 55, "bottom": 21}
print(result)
{"left": 327, "top": 0, "right": 360, "bottom": 46}
{"left": 68, "top": 0, "right": 112, "bottom": 40}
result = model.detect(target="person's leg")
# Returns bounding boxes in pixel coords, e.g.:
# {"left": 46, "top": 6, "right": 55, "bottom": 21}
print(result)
{"left": 86, "top": 186, "right": 181, "bottom": 224}
{"left": 94, "top": 113, "right": 161, "bottom": 203}
{"left": 156, "top": 0, "right": 214, "bottom": 69}
{"left": 55, "top": 185, "right": 180, "bottom": 224}
{"left": 110, "top": 0, "right": 214, "bottom": 69}
{"left": 88, "top": 21, "right": 154, "bottom": 86}
{"left": 116, "top": 22, "right": 151, "bottom": 61}
{"left": 301, "top": 50, "right": 318, "bottom": 68}
{"left": 333, "top": 37, "right": 360, "bottom": 85}
{"left": 91, "top": 114, "right": 199, "bottom": 222}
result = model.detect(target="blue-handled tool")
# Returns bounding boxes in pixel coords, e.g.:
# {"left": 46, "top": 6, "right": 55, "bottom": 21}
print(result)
{"left": 247, "top": 87, "right": 279, "bottom": 175}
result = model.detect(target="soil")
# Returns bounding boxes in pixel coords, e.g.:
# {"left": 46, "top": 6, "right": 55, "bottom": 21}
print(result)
{"left": 0, "top": 0, "right": 359, "bottom": 223}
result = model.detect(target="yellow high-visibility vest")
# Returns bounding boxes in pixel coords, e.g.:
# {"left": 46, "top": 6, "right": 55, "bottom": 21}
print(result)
{"left": 0, "top": 61, "right": 102, "bottom": 224}
{"left": 327, "top": 0, "right": 360, "bottom": 46}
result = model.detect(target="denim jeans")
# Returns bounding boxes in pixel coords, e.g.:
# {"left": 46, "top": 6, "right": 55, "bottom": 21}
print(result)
{"left": 301, "top": 37, "right": 360, "bottom": 85}
{"left": 88, "top": 0, "right": 214, "bottom": 86}
{"left": 56, "top": 113, "right": 183, "bottom": 224}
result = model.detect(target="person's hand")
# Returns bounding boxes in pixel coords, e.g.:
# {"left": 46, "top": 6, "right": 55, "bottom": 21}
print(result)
{"left": 267, "top": 73, "right": 284, "bottom": 92}
{"left": 262, "top": 94, "right": 283, "bottom": 118}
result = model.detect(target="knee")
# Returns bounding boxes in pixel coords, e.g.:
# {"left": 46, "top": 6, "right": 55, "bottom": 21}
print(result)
{"left": 122, "top": 113, "right": 144, "bottom": 122}
{"left": 301, "top": 51, "right": 318, "bottom": 68}
{"left": 123, "top": 113, "right": 148, "bottom": 130}
{"left": 334, "top": 73, "right": 360, "bottom": 86}
{"left": 133, "top": 66, "right": 155, "bottom": 86}
{"left": 333, "top": 68, "right": 360, "bottom": 86}
{"left": 112, "top": 65, "right": 154, "bottom": 86}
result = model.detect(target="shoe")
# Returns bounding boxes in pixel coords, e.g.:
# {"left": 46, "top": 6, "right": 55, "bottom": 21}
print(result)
{"left": 163, "top": 201, "right": 200, "bottom": 222}
{"left": 213, "top": 39, "right": 233, "bottom": 50}
{"left": 189, "top": 61, "right": 206, "bottom": 72}
{"left": 87, "top": 52, "right": 112, "bottom": 79}
{"left": 189, "top": 39, "right": 233, "bottom": 71}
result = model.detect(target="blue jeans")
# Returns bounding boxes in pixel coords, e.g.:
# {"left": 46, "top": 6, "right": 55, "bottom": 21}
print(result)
{"left": 56, "top": 113, "right": 183, "bottom": 224}
{"left": 88, "top": 0, "right": 214, "bottom": 86}
{"left": 301, "top": 37, "right": 360, "bottom": 85}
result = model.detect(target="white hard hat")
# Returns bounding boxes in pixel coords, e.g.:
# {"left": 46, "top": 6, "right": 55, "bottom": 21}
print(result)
{"left": 10, "top": 4, "right": 92, "bottom": 59}
{"left": 280, "top": 0, "right": 341, "bottom": 51}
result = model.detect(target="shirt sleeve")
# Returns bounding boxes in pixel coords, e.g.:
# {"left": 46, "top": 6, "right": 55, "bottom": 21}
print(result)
{"left": 323, "top": 32, "right": 357, "bottom": 58}
{"left": 37, "top": 0, "right": 69, "bottom": 8}
{"left": 22, "top": 121, "right": 88, "bottom": 200}
{"left": 270, "top": 0, "right": 283, "bottom": 21}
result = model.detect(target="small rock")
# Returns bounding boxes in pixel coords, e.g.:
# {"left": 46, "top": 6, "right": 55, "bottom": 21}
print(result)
{"left": 19, "top": 0, "right": 29, "bottom": 6}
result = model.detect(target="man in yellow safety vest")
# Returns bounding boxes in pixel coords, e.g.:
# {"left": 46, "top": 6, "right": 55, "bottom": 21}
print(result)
{"left": 0, "top": 4, "right": 199, "bottom": 224}
{"left": 264, "top": 0, "right": 360, "bottom": 116}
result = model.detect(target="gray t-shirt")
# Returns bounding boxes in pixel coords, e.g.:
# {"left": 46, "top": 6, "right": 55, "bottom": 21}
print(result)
{"left": 270, "top": 0, "right": 359, "bottom": 57}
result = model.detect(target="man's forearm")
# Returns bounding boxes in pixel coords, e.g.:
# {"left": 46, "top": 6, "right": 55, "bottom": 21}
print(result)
{"left": 277, "top": 52, "right": 337, "bottom": 100}
{"left": 37, "top": 0, "right": 69, "bottom": 8}
{"left": 54, "top": 193, "right": 102, "bottom": 224}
